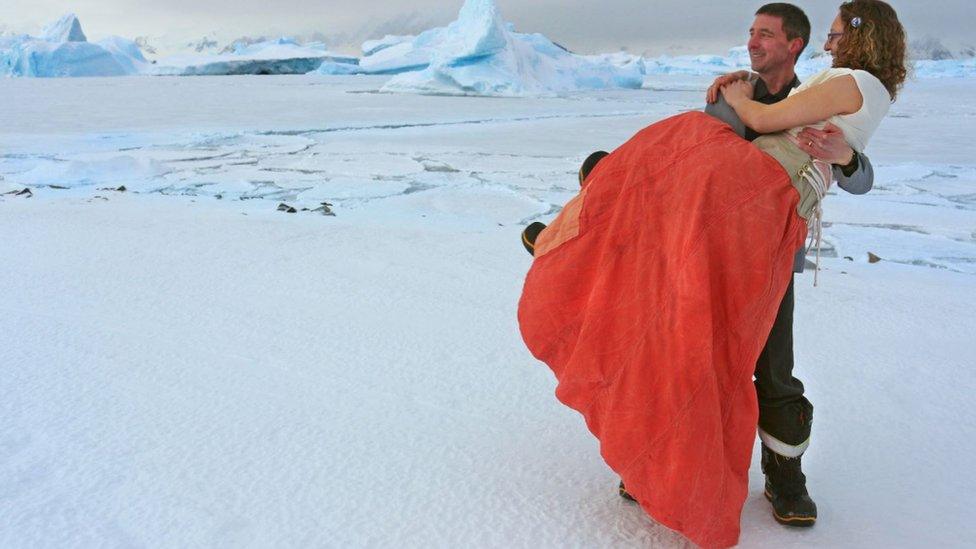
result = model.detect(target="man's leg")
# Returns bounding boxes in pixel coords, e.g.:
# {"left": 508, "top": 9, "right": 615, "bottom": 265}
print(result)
{"left": 754, "top": 276, "right": 817, "bottom": 525}
{"left": 521, "top": 151, "right": 609, "bottom": 257}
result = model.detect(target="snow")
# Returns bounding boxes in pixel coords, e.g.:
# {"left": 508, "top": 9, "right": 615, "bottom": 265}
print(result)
{"left": 1, "top": 57, "right": 975, "bottom": 549}
{"left": 380, "top": 0, "right": 644, "bottom": 96}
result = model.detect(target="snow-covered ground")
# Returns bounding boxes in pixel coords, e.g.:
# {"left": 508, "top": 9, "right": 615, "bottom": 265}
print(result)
{"left": 1, "top": 74, "right": 975, "bottom": 548}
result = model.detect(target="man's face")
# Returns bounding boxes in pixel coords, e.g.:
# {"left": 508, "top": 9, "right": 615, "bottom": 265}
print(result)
{"left": 748, "top": 14, "right": 800, "bottom": 73}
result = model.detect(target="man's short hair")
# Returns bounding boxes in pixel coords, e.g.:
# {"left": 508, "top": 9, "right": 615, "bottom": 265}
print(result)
{"left": 756, "top": 3, "right": 811, "bottom": 61}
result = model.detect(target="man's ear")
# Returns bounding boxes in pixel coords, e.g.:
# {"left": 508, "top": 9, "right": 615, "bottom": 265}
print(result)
{"left": 789, "top": 38, "right": 805, "bottom": 61}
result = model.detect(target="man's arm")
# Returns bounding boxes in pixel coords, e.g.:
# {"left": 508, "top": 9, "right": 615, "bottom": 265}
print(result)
{"left": 704, "top": 93, "right": 747, "bottom": 138}
{"left": 834, "top": 152, "right": 874, "bottom": 194}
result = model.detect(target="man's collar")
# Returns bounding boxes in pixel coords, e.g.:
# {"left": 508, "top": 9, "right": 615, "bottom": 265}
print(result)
{"left": 756, "top": 74, "right": 801, "bottom": 100}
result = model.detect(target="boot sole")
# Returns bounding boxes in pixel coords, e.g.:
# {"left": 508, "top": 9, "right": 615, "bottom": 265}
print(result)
{"left": 764, "top": 489, "right": 817, "bottom": 527}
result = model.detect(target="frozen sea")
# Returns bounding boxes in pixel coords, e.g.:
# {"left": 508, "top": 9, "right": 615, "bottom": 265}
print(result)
{"left": 1, "top": 74, "right": 975, "bottom": 548}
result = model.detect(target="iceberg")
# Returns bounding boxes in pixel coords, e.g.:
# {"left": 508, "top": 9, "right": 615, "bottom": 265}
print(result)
{"left": 361, "top": 34, "right": 414, "bottom": 57}
{"left": 0, "top": 14, "right": 146, "bottom": 77}
{"left": 152, "top": 37, "right": 359, "bottom": 76}
{"left": 380, "top": 0, "right": 644, "bottom": 96}
{"left": 41, "top": 13, "right": 87, "bottom": 43}
{"left": 358, "top": 35, "right": 435, "bottom": 75}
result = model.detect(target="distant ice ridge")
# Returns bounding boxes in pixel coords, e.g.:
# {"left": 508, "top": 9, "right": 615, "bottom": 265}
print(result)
{"left": 0, "top": 14, "right": 147, "bottom": 77}
{"left": 914, "top": 57, "right": 976, "bottom": 78}
{"left": 152, "top": 37, "right": 359, "bottom": 76}
{"left": 643, "top": 45, "right": 976, "bottom": 79}
{"left": 641, "top": 46, "right": 831, "bottom": 77}
{"left": 380, "top": 0, "right": 644, "bottom": 96}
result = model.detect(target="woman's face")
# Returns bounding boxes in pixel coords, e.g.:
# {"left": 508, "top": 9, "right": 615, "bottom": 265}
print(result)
{"left": 824, "top": 14, "right": 845, "bottom": 56}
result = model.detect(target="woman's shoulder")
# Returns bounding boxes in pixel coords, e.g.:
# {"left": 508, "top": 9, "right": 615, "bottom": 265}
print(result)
{"left": 806, "top": 67, "right": 890, "bottom": 103}
{"left": 822, "top": 68, "right": 889, "bottom": 96}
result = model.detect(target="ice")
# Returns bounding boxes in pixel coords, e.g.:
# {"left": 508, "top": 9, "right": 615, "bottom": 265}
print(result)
{"left": 0, "top": 14, "right": 145, "bottom": 77}
{"left": 40, "top": 13, "right": 87, "bottom": 43}
{"left": 358, "top": 39, "right": 431, "bottom": 74}
{"left": 12, "top": 156, "right": 170, "bottom": 190}
{"left": 361, "top": 34, "right": 415, "bottom": 57}
{"left": 380, "top": 0, "right": 643, "bottom": 96}
{"left": 152, "top": 37, "right": 359, "bottom": 76}
{"left": 914, "top": 57, "right": 976, "bottom": 78}
{"left": 97, "top": 36, "right": 151, "bottom": 75}
{"left": 643, "top": 45, "right": 832, "bottom": 77}
{"left": 643, "top": 45, "right": 976, "bottom": 79}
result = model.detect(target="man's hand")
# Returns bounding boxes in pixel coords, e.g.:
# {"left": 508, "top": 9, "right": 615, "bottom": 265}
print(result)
{"left": 720, "top": 79, "right": 754, "bottom": 108}
{"left": 706, "top": 70, "right": 751, "bottom": 104}
{"left": 796, "top": 123, "right": 855, "bottom": 165}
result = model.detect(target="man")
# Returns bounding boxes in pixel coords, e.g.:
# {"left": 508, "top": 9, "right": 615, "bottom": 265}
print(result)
{"left": 522, "top": 2, "right": 874, "bottom": 528}
{"left": 700, "top": 2, "right": 875, "bottom": 527}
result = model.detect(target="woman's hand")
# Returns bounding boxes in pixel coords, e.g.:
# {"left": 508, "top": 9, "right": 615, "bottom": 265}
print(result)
{"left": 706, "top": 71, "right": 751, "bottom": 104}
{"left": 721, "top": 79, "right": 754, "bottom": 108}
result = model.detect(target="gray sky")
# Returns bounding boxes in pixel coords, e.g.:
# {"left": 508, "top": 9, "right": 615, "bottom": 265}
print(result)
{"left": 1, "top": 1, "right": 969, "bottom": 55}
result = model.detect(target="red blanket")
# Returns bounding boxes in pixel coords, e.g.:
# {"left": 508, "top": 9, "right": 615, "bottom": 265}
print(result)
{"left": 518, "top": 112, "right": 807, "bottom": 548}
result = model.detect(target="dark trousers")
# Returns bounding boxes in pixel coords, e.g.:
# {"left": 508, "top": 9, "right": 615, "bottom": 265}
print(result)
{"left": 754, "top": 276, "right": 813, "bottom": 447}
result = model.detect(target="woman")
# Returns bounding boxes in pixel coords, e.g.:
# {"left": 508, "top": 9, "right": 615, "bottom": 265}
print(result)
{"left": 517, "top": 2, "right": 907, "bottom": 548}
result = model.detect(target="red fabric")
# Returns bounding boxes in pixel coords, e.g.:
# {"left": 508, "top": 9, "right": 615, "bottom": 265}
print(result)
{"left": 518, "top": 112, "right": 807, "bottom": 548}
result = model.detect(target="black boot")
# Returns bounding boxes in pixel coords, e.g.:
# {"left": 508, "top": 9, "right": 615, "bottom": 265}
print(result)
{"left": 761, "top": 444, "right": 817, "bottom": 526}
{"left": 521, "top": 221, "right": 547, "bottom": 256}
{"left": 578, "top": 150, "right": 609, "bottom": 187}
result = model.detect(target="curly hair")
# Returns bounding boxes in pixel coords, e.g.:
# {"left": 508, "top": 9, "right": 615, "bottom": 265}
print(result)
{"left": 833, "top": 0, "right": 908, "bottom": 101}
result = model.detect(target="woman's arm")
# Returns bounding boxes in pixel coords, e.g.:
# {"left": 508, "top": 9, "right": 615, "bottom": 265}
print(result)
{"left": 706, "top": 70, "right": 752, "bottom": 104}
{"left": 722, "top": 75, "right": 863, "bottom": 135}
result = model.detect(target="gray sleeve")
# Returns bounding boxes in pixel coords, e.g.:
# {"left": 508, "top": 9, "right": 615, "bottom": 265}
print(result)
{"left": 703, "top": 93, "right": 746, "bottom": 139}
{"left": 833, "top": 151, "right": 874, "bottom": 195}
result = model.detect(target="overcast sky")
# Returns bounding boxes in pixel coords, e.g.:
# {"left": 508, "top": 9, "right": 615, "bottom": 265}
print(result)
{"left": 1, "top": 1, "right": 968, "bottom": 54}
